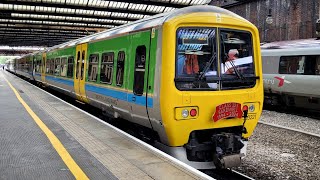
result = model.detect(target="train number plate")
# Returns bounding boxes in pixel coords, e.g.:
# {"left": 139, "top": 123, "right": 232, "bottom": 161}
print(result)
{"left": 212, "top": 102, "right": 242, "bottom": 122}
{"left": 247, "top": 114, "right": 256, "bottom": 120}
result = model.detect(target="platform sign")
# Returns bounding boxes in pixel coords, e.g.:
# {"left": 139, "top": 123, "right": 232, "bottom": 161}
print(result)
{"left": 213, "top": 102, "right": 242, "bottom": 122}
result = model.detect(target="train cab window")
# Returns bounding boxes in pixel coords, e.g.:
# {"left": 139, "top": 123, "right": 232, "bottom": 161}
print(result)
{"left": 100, "top": 52, "right": 114, "bottom": 84}
{"left": 88, "top": 54, "right": 99, "bottom": 82}
{"left": 133, "top": 46, "right": 146, "bottom": 96}
{"left": 116, "top": 51, "right": 125, "bottom": 86}
{"left": 175, "top": 28, "right": 217, "bottom": 90}
{"left": 67, "top": 56, "right": 74, "bottom": 78}
{"left": 60, "top": 57, "right": 67, "bottom": 77}
{"left": 54, "top": 58, "right": 61, "bottom": 76}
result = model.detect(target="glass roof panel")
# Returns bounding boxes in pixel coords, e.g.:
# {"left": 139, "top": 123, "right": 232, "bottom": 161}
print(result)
{"left": 128, "top": 3, "right": 147, "bottom": 11}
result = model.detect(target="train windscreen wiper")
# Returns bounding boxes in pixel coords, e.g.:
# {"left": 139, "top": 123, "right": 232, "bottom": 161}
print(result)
{"left": 198, "top": 52, "right": 217, "bottom": 81}
{"left": 226, "top": 60, "right": 246, "bottom": 81}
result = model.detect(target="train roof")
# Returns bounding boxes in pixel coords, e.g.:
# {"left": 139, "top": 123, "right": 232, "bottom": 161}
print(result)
{"left": 47, "top": 5, "right": 248, "bottom": 52}
{"left": 261, "top": 38, "right": 320, "bottom": 49}
{"left": 261, "top": 38, "right": 320, "bottom": 56}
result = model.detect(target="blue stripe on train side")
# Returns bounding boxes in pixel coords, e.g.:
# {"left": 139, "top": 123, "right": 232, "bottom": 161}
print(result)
{"left": 43, "top": 76, "right": 153, "bottom": 107}
{"left": 86, "top": 84, "right": 153, "bottom": 108}
{"left": 45, "top": 75, "right": 74, "bottom": 86}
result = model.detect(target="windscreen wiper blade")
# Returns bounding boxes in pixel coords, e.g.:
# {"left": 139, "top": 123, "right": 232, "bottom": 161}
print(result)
{"left": 198, "top": 53, "right": 216, "bottom": 81}
{"left": 225, "top": 60, "right": 246, "bottom": 81}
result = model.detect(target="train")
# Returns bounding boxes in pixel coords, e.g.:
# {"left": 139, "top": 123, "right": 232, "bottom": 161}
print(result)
{"left": 261, "top": 38, "right": 320, "bottom": 111}
{"left": 6, "top": 5, "right": 263, "bottom": 169}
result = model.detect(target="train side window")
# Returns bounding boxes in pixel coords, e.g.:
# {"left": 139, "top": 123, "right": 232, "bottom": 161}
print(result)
{"left": 60, "top": 57, "right": 67, "bottom": 77}
{"left": 316, "top": 56, "right": 320, "bottom": 75}
{"left": 54, "top": 58, "right": 61, "bottom": 76}
{"left": 88, "top": 54, "right": 99, "bottom": 82}
{"left": 46, "top": 59, "right": 50, "bottom": 74}
{"left": 133, "top": 46, "right": 146, "bottom": 96}
{"left": 67, "top": 57, "right": 74, "bottom": 78}
{"left": 37, "top": 59, "right": 41, "bottom": 73}
{"left": 116, "top": 51, "right": 125, "bottom": 86}
{"left": 279, "top": 56, "right": 304, "bottom": 74}
{"left": 100, "top": 52, "right": 114, "bottom": 84}
{"left": 50, "top": 59, "right": 55, "bottom": 75}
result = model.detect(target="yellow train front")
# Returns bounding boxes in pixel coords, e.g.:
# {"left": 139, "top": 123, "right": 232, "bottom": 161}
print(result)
{"left": 157, "top": 6, "right": 263, "bottom": 169}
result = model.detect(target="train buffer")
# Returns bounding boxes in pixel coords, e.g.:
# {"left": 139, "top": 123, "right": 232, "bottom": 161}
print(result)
{"left": 0, "top": 70, "right": 213, "bottom": 180}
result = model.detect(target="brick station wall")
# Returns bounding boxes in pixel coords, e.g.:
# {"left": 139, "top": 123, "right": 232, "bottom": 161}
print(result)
{"left": 210, "top": 0, "right": 320, "bottom": 42}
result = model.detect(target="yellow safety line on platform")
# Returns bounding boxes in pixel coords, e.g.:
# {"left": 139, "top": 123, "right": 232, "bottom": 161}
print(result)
{"left": 3, "top": 76, "right": 89, "bottom": 180}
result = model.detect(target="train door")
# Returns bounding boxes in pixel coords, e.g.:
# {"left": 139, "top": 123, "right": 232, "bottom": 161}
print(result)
{"left": 74, "top": 44, "right": 89, "bottom": 102}
{"left": 128, "top": 30, "right": 153, "bottom": 128}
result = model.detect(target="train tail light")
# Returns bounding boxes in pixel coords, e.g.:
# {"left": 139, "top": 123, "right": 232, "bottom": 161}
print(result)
{"left": 190, "top": 109, "right": 197, "bottom": 117}
{"left": 242, "top": 105, "right": 248, "bottom": 118}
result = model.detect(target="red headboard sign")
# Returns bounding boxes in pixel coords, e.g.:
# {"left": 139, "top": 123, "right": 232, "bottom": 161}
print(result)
{"left": 213, "top": 102, "right": 242, "bottom": 122}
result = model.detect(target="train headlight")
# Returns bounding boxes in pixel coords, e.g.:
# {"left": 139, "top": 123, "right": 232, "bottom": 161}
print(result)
{"left": 249, "top": 104, "right": 255, "bottom": 112}
{"left": 182, "top": 109, "right": 189, "bottom": 118}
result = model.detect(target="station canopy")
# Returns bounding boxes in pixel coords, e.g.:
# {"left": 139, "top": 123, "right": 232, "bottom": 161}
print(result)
{"left": 0, "top": 0, "right": 212, "bottom": 48}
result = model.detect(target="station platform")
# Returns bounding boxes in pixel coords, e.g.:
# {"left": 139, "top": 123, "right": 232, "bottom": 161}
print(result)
{"left": 0, "top": 70, "right": 212, "bottom": 180}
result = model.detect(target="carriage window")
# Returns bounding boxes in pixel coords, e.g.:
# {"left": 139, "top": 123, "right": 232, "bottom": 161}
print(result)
{"left": 133, "top": 46, "right": 146, "bottom": 96}
{"left": 54, "top": 58, "right": 61, "bottom": 76}
{"left": 67, "top": 56, "right": 74, "bottom": 78}
{"left": 316, "top": 56, "right": 320, "bottom": 75}
{"left": 88, "top": 54, "right": 99, "bottom": 82}
{"left": 46, "top": 59, "right": 50, "bottom": 74}
{"left": 36, "top": 59, "right": 41, "bottom": 73}
{"left": 116, "top": 51, "right": 125, "bottom": 86}
{"left": 100, "top": 52, "right": 114, "bottom": 84}
{"left": 60, "top": 57, "right": 67, "bottom": 77}
{"left": 279, "top": 56, "right": 304, "bottom": 74}
{"left": 50, "top": 59, "right": 55, "bottom": 75}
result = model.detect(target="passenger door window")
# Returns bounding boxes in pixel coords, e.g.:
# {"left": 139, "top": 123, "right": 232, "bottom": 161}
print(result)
{"left": 80, "top": 50, "right": 85, "bottom": 80}
{"left": 133, "top": 46, "right": 146, "bottom": 96}
{"left": 76, "top": 51, "right": 80, "bottom": 79}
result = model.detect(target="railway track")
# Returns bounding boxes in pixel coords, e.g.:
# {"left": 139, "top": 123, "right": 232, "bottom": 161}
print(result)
{"left": 14, "top": 73, "right": 256, "bottom": 180}
{"left": 263, "top": 104, "right": 320, "bottom": 120}
{"left": 258, "top": 121, "right": 320, "bottom": 138}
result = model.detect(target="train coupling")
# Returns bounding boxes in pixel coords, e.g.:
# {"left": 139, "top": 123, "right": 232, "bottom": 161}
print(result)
{"left": 212, "top": 133, "right": 244, "bottom": 169}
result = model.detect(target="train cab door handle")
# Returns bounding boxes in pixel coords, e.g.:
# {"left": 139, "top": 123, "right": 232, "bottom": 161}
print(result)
{"left": 132, "top": 96, "right": 136, "bottom": 102}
